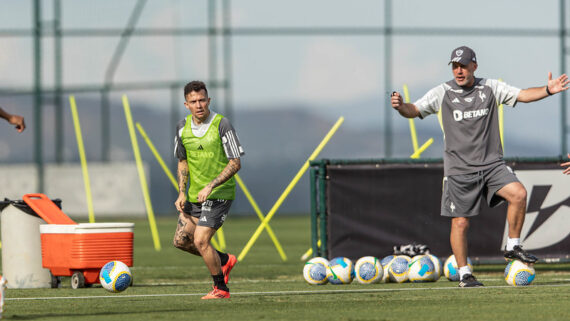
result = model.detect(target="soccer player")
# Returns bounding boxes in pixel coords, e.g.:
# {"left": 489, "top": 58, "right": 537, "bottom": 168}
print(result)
{"left": 0, "top": 107, "right": 25, "bottom": 132}
{"left": 391, "top": 46, "right": 569, "bottom": 287}
{"left": 173, "top": 80, "right": 244, "bottom": 299}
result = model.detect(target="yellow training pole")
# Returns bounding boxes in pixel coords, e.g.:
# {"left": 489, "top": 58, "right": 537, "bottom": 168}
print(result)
{"left": 136, "top": 123, "right": 177, "bottom": 190}
{"left": 235, "top": 174, "right": 287, "bottom": 261}
{"left": 238, "top": 116, "right": 344, "bottom": 262}
{"left": 216, "top": 227, "right": 227, "bottom": 251}
{"left": 498, "top": 79, "right": 505, "bottom": 151}
{"left": 499, "top": 103, "right": 504, "bottom": 150}
{"left": 135, "top": 122, "right": 223, "bottom": 251}
{"left": 300, "top": 239, "right": 321, "bottom": 261}
{"left": 122, "top": 95, "right": 161, "bottom": 251}
{"left": 403, "top": 84, "right": 434, "bottom": 159}
{"left": 410, "top": 138, "right": 434, "bottom": 159}
{"left": 403, "top": 84, "right": 419, "bottom": 152}
{"left": 69, "top": 96, "right": 96, "bottom": 223}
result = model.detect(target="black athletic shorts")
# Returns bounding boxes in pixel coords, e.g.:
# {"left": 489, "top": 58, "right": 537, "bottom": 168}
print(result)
{"left": 182, "top": 199, "right": 232, "bottom": 229}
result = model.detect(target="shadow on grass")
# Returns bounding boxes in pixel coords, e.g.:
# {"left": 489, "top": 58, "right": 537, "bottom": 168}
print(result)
{"left": 5, "top": 307, "right": 196, "bottom": 320}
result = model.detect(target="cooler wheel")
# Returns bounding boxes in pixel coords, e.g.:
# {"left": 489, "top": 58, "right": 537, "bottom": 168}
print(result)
{"left": 71, "top": 271, "right": 86, "bottom": 289}
{"left": 50, "top": 273, "right": 61, "bottom": 288}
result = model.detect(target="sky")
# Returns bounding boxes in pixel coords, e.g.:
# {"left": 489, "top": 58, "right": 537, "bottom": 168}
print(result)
{"left": 0, "top": 0, "right": 568, "bottom": 157}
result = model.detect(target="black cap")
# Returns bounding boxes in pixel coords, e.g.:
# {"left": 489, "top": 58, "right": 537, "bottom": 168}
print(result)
{"left": 448, "top": 46, "right": 477, "bottom": 65}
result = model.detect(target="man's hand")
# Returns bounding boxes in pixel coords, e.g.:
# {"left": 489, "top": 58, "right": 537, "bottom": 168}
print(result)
{"left": 8, "top": 114, "right": 25, "bottom": 132}
{"left": 547, "top": 72, "right": 570, "bottom": 95}
{"left": 175, "top": 192, "right": 186, "bottom": 213}
{"left": 391, "top": 91, "right": 403, "bottom": 110}
{"left": 197, "top": 184, "right": 213, "bottom": 203}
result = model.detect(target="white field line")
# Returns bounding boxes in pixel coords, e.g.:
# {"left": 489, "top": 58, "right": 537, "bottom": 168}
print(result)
{"left": 6, "top": 282, "right": 570, "bottom": 302}
{"left": 144, "top": 279, "right": 301, "bottom": 286}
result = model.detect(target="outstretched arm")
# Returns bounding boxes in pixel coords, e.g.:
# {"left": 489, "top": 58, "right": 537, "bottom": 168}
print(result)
{"left": 0, "top": 107, "right": 26, "bottom": 132}
{"left": 197, "top": 158, "right": 241, "bottom": 203}
{"left": 517, "top": 72, "right": 569, "bottom": 103}
{"left": 390, "top": 92, "right": 421, "bottom": 118}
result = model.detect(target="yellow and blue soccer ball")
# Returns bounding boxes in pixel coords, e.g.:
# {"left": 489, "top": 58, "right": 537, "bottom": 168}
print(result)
{"left": 99, "top": 261, "right": 132, "bottom": 293}
{"left": 327, "top": 257, "right": 354, "bottom": 284}
{"left": 388, "top": 255, "right": 411, "bottom": 283}
{"left": 504, "top": 259, "right": 536, "bottom": 286}
{"left": 354, "top": 256, "right": 383, "bottom": 284}
{"left": 427, "top": 254, "right": 442, "bottom": 281}
{"left": 408, "top": 255, "right": 436, "bottom": 282}
{"left": 303, "top": 257, "right": 329, "bottom": 285}
{"left": 380, "top": 255, "right": 395, "bottom": 283}
{"left": 444, "top": 255, "right": 473, "bottom": 281}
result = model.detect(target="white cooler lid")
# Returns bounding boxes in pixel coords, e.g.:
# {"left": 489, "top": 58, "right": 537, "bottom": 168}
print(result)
{"left": 40, "top": 222, "right": 134, "bottom": 234}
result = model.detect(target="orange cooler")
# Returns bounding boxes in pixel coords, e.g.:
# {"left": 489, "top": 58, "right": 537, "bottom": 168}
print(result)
{"left": 40, "top": 223, "right": 134, "bottom": 287}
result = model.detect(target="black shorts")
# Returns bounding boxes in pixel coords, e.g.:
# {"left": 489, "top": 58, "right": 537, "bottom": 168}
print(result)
{"left": 182, "top": 199, "right": 232, "bottom": 229}
{"left": 441, "top": 164, "right": 519, "bottom": 217}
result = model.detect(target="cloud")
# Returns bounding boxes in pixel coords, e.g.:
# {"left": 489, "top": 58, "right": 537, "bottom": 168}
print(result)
{"left": 296, "top": 40, "right": 380, "bottom": 103}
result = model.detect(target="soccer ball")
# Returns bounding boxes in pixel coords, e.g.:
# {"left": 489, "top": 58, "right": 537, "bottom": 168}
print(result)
{"left": 408, "top": 255, "right": 436, "bottom": 282}
{"left": 443, "top": 255, "right": 473, "bottom": 281}
{"left": 504, "top": 260, "right": 536, "bottom": 286}
{"left": 388, "top": 255, "right": 411, "bottom": 283}
{"left": 303, "top": 257, "right": 329, "bottom": 285}
{"left": 380, "top": 255, "right": 395, "bottom": 283}
{"left": 327, "top": 257, "right": 354, "bottom": 284}
{"left": 354, "top": 256, "right": 383, "bottom": 284}
{"left": 427, "top": 254, "right": 442, "bottom": 281}
{"left": 99, "top": 261, "right": 132, "bottom": 292}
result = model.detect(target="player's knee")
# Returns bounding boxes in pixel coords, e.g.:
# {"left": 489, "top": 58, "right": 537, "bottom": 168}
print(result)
{"left": 193, "top": 237, "right": 209, "bottom": 253}
{"left": 512, "top": 187, "right": 527, "bottom": 206}
{"left": 504, "top": 183, "right": 527, "bottom": 206}
{"left": 452, "top": 217, "right": 469, "bottom": 231}
{"left": 173, "top": 236, "right": 194, "bottom": 251}
{"left": 173, "top": 237, "right": 183, "bottom": 249}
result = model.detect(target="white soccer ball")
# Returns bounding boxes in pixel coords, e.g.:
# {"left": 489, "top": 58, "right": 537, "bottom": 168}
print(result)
{"left": 427, "top": 254, "right": 442, "bottom": 281}
{"left": 443, "top": 255, "right": 473, "bottom": 281}
{"left": 327, "top": 257, "right": 354, "bottom": 284}
{"left": 354, "top": 256, "right": 383, "bottom": 284}
{"left": 99, "top": 261, "right": 132, "bottom": 292}
{"left": 504, "top": 260, "right": 536, "bottom": 286}
{"left": 388, "top": 255, "right": 411, "bottom": 283}
{"left": 408, "top": 255, "right": 436, "bottom": 282}
{"left": 303, "top": 257, "right": 329, "bottom": 285}
{"left": 380, "top": 255, "right": 395, "bottom": 283}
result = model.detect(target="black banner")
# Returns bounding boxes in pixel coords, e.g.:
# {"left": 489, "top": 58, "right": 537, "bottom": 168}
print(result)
{"left": 325, "top": 161, "right": 570, "bottom": 263}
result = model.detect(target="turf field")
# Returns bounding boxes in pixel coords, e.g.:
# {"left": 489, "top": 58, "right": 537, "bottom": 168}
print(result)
{"left": 3, "top": 215, "right": 570, "bottom": 321}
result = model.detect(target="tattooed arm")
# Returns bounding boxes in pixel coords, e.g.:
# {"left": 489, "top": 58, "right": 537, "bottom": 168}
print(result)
{"left": 175, "top": 159, "right": 189, "bottom": 212}
{"left": 197, "top": 158, "right": 241, "bottom": 203}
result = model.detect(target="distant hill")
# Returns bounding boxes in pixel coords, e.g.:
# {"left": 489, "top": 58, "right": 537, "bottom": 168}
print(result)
{"left": 0, "top": 95, "right": 559, "bottom": 215}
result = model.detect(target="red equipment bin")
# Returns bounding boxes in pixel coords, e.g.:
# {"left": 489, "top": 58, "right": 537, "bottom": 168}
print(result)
{"left": 23, "top": 193, "right": 134, "bottom": 289}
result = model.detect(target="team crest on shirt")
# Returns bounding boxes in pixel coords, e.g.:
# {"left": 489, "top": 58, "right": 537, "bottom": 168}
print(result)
{"left": 478, "top": 91, "right": 486, "bottom": 102}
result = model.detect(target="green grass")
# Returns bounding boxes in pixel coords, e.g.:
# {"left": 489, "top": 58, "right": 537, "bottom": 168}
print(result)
{"left": 3, "top": 215, "right": 570, "bottom": 321}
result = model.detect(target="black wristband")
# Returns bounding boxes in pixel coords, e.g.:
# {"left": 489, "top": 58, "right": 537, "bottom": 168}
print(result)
{"left": 546, "top": 86, "right": 553, "bottom": 95}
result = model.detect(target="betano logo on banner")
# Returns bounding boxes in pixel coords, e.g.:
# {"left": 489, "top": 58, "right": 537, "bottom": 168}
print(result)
{"left": 501, "top": 170, "right": 570, "bottom": 251}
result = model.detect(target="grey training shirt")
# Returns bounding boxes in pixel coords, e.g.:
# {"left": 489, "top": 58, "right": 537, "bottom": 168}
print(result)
{"left": 415, "top": 78, "right": 521, "bottom": 176}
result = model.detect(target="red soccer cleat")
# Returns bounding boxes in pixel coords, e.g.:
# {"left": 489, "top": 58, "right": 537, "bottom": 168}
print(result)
{"left": 222, "top": 254, "right": 237, "bottom": 284}
{"left": 201, "top": 286, "right": 230, "bottom": 300}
